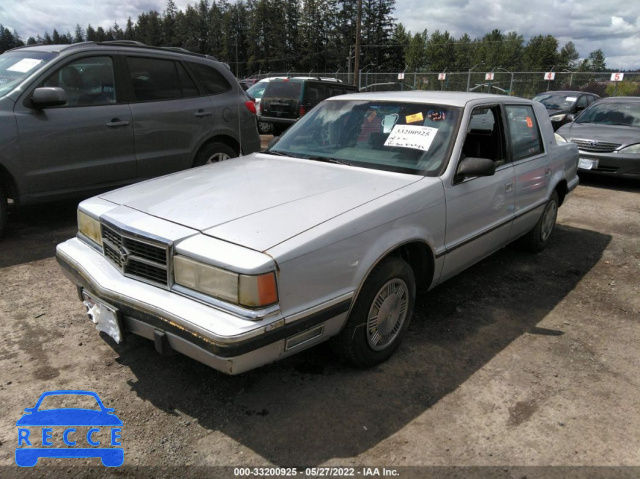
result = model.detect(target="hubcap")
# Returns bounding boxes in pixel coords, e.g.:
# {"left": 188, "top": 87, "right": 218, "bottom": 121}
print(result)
{"left": 541, "top": 199, "right": 557, "bottom": 242}
{"left": 206, "top": 152, "right": 231, "bottom": 164}
{"left": 366, "top": 278, "right": 409, "bottom": 351}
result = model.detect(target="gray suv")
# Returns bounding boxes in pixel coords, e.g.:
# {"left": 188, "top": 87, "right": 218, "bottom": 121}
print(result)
{"left": 0, "top": 41, "right": 261, "bottom": 238}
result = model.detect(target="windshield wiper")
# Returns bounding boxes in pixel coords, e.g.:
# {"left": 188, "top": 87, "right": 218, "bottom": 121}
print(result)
{"left": 303, "top": 155, "right": 352, "bottom": 166}
{"left": 265, "top": 150, "right": 290, "bottom": 157}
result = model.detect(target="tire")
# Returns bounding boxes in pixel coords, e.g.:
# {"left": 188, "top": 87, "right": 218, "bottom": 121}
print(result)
{"left": 272, "top": 124, "right": 287, "bottom": 136}
{"left": 0, "top": 181, "right": 7, "bottom": 240}
{"left": 193, "top": 142, "right": 238, "bottom": 167}
{"left": 332, "top": 256, "right": 416, "bottom": 368}
{"left": 521, "top": 190, "right": 559, "bottom": 252}
{"left": 257, "top": 120, "right": 272, "bottom": 135}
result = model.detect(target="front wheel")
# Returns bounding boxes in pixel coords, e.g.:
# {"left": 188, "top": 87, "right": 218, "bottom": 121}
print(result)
{"left": 521, "top": 190, "right": 559, "bottom": 252}
{"left": 193, "top": 142, "right": 238, "bottom": 167}
{"left": 331, "top": 257, "right": 415, "bottom": 368}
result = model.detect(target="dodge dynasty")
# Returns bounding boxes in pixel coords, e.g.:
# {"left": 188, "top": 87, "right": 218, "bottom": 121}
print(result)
{"left": 56, "top": 92, "right": 579, "bottom": 374}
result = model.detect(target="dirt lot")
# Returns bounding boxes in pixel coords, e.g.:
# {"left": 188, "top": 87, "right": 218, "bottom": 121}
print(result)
{"left": 0, "top": 173, "right": 638, "bottom": 478}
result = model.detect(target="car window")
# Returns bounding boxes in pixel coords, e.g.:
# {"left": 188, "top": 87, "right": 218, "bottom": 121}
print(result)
{"left": 264, "top": 81, "right": 302, "bottom": 99}
{"left": 576, "top": 95, "right": 588, "bottom": 110}
{"left": 505, "top": 105, "right": 543, "bottom": 161}
{"left": 43, "top": 56, "right": 116, "bottom": 107}
{"left": 246, "top": 81, "right": 268, "bottom": 99}
{"left": 532, "top": 93, "right": 576, "bottom": 110}
{"left": 268, "top": 99, "right": 461, "bottom": 176}
{"left": 0, "top": 50, "right": 56, "bottom": 97}
{"left": 187, "top": 62, "right": 232, "bottom": 95}
{"left": 576, "top": 102, "right": 640, "bottom": 127}
{"left": 36, "top": 394, "right": 101, "bottom": 411}
{"left": 462, "top": 106, "right": 506, "bottom": 166}
{"left": 127, "top": 57, "right": 199, "bottom": 102}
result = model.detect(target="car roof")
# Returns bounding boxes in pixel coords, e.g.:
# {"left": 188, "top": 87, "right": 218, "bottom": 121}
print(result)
{"left": 597, "top": 96, "right": 640, "bottom": 103}
{"left": 535, "top": 91, "right": 595, "bottom": 96}
{"left": 330, "top": 91, "right": 529, "bottom": 107}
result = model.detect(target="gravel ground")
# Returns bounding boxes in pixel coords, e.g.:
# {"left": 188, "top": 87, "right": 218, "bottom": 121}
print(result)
{"left": 0, "top": 172, "right": 638, "bottom": 478}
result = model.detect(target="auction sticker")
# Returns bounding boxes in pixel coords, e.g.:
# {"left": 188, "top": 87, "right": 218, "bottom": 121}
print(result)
{"left": 384, "top": 125, "right": 438, "bottom": 151}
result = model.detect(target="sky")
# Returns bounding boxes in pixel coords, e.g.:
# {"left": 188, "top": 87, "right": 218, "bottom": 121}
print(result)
{"left": 1, "top": 0, "right": 639, "bottom": 70}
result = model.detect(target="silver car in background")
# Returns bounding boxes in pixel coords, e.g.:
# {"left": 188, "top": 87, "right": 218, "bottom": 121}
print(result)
{"left": 556, "top": 96, "right": 640, "bottom": 178}
{"left": 57, "top": 92, "right": 579, "bottom": 375}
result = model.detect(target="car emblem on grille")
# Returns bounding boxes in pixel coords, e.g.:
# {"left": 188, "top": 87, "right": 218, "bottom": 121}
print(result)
{"left": 118, "top": 246, "right": 130, "bottom": 266}
{"left": 589, "top": 140, "right": 599, "bottom": 147}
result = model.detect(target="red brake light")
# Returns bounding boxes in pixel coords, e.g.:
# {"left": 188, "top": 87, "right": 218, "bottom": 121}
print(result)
{"left": 299, "top": 105, "right": 306, "bottom": 117}
{"left": 245, "top": 100, "right": 257, "bottom": 115}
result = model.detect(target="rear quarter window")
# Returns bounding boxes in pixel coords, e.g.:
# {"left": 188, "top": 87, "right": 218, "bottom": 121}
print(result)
{"left": 188, "top": 62, "right": 232, "bottom": 95}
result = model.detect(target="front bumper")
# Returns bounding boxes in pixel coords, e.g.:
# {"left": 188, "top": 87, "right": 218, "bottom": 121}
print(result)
{"left": 577, "top": 151, "right": 640, "bottom": 178}
{"left": 56, "top": 238, "right": 351, "bottom": 375}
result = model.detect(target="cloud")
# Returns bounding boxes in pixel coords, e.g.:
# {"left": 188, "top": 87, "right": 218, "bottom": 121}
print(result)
{"left": 1, "top": 0, "right": 638, "bottom": 69}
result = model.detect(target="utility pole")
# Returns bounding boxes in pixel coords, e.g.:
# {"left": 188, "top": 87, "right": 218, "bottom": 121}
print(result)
{"left": 353, "top": 0, "right": 362, "bottom": 87}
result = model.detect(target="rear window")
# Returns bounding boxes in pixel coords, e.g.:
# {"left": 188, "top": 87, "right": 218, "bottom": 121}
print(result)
{"left": 264, "top": 81, "right": 302, "bottom": 99}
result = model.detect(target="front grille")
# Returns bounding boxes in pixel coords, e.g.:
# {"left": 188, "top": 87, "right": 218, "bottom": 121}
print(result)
{"left": 570, "top": 138, "right": 621, "bottom": 153}
{"left": 102, "top": 223, "right": 169, "bottom": 288}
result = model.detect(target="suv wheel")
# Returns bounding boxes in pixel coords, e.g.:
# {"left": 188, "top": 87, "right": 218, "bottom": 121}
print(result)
{"left": 257, "top": 121, "right": 272, "bottom": 134}
{"left": 193, "top": 142, "right": 239, "bottom": 167}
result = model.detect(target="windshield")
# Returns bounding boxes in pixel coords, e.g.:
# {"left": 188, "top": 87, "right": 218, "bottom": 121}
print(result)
{"left": 0, "top": 51, "right": 57, "bottom": 97}
{"left": 576, "top": 102, "right": 640, "bottom": 127}
{"left": 533, "top": 93, "right": 578, "bottom": 110}
{"left": 246, "top": 81, "right": 269, "bottom": 100}
{"left": 267, "top": 99, "right": 461, "bottom": 175}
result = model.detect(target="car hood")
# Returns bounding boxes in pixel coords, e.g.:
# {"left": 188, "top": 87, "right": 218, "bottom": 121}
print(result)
{"left": 100, "top": 153, "right": 422, "bottom": 251}
{"left": 547, "top": 108, "right": 571, "bottom": 116}
{"left": 558, "top": 122, "right": 640, "bottom": 147}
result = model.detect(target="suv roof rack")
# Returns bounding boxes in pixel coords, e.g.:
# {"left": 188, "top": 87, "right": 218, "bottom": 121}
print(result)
{"left": 9, "top": 41, "right": 219, "bottom": 61}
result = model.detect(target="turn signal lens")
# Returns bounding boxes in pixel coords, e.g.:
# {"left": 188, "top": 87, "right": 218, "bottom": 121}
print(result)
{"left": 239, "top": 272, "right": 278, "bottom": 307}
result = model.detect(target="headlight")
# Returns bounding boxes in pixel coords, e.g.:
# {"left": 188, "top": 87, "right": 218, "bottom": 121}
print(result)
{"left": 78, "top": 210, "right": 103, "bottom": 247}
{"left": 173, "top": 255, "right": 278, "bottom": 308}
{"left": 550, "top": 114, "right": 566, "bottom": 122}
{"left": 618, "top": 143, "right": 640, "bottom": 154}
{"left": 554, "top": 133, "right": 567, "bottom": 143}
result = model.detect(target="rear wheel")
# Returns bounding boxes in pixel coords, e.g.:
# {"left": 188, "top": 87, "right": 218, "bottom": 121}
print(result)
{"left": 257, "top": 120, "right": 272, "bottom": 134}
{"left": 331, "top": 257, "right": 415, "bottom": 368}
{"left": 0, "top": 182, "right": 7, "bottom": 239}
{"left": 521, "top": 191, "right": 559, "bottom": 252}
{"left": 193, "top": 142, "right": 238, "bottom": 167}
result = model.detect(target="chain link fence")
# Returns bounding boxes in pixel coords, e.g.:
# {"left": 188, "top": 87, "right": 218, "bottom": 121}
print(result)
{"left": 247, "top": 71, "right": 640, "bottom": 99}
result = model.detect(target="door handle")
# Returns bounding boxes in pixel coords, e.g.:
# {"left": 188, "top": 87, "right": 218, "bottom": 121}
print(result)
{"left": 106, "top": 119, "right": 130, "bottom": 127}
{"left": 505, "top": 182, "right": 513, "bottom": 193}
{"left": 194, "top": 110, "right": 212, "bottom": 118}
{"left": 545, "top": 168, "right": 551, "bottom": 176}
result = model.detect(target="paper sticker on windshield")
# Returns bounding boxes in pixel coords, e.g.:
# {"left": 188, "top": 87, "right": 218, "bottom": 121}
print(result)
{"left": 565, "top": 96, "right": 577, "bottom": 102}
{"left": 7, "top": 58, "right": 43, "bottom": 73}
{"left": 384, "top": 125, "right": 438, "bottom": 151}
{"left": 406, "top": 112, "right": 424, "bottom": 124}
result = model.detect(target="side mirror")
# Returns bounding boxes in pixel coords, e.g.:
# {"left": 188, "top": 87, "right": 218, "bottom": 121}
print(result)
{"left": 565, "top": 113, "right": 575, "bottom": 123}
{"left": 455, "top": 156, "right": 496, "bottom": 182}
{"left": 31, "top": 87, "right": 67, "bottom": 108}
